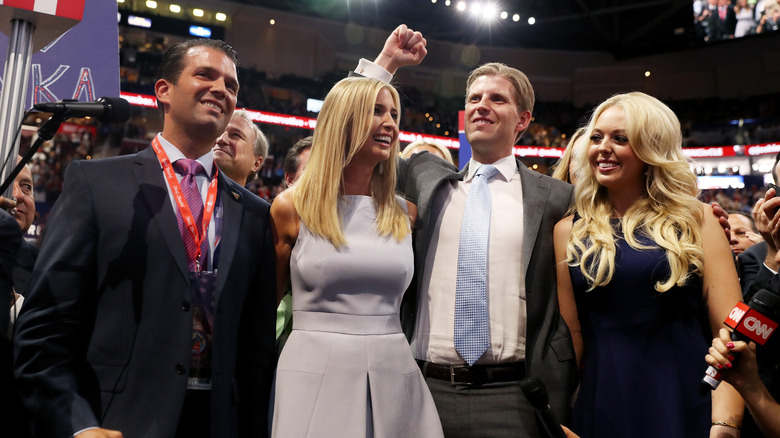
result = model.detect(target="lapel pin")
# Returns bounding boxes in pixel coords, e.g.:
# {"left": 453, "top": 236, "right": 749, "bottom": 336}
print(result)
{"left": 231, "top": 190, "right": 240, "bottom": 200}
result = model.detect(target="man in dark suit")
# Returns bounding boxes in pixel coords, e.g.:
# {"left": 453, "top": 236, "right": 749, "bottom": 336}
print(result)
{"left": 738, "top": 152, "right": 780, "bottom": 298}
{"left": 8, "top": 156, "right": 38, "bottom": 299}
{"left": 711, "top": 0, "right": 738, "bottom": 40}
{"left": 360, "top": 28, "right": 576, "bottom": 437}
{"left": 13, "top": 39, "right": 276, "bottom": 438}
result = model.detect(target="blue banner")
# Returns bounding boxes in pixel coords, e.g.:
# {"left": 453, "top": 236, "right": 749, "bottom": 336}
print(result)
{"left": 0, "top": 0, "right": 119, "bottom": 109}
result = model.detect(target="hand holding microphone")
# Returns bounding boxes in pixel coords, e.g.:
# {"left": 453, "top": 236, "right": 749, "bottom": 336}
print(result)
{"left": 520, "top": 376, "right": 567, "bottom": 438}
{"left": 706, "top": 327, "right": 762, "bottom": 393}
{"left": 700, "top": 288, "right": 780, "bottom": 393}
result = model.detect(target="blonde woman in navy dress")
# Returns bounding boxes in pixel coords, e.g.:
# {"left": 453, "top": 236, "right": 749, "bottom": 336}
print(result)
{"left": 270, "top": 76, "right": 443, "bottom": 437}
{"left": 553, "top": 92, "right": 745, "bottom": 438}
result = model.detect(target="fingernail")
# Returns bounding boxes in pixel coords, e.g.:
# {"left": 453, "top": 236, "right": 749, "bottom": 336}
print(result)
{"left": 726, "top": 342, "right": 734, "bottom": 348}
{"left": 727, "top": 355, "right": 735, "bottom": 361}
{"left": 716, "top": 364, "right": 723, "bottom": 370}
{"left": 725, "top": 362, "right": 733, "bottom": 369}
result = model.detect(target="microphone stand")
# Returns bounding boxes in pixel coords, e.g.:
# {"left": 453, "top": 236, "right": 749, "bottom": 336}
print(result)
{"left": 0, "top": 113, "right": 68, "bottom": 195}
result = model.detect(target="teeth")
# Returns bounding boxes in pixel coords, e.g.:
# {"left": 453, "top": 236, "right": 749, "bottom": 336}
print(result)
{"left": 474, "top": 119, "right": 492, "bottom": 125}
{"left": 203, "top": 102, "right": 220, "bottom": 111}
{"left": 374, "top": 135, "right": 392, "bottom": 143}
{"left": 599, "top": 162, "right": 619, "bottom": 169}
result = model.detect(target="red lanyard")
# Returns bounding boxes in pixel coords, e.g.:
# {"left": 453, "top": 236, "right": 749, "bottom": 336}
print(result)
{"left": 151, "top": 135, "right": 219, "bottom": 268}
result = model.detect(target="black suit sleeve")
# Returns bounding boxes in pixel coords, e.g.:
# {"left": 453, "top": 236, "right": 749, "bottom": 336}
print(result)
{"left": 238, "top": 200, "right": 277, "bottom": 438}
{"left": 13, "top": 161, "right": 101, "bottom": 436}
{"left": 0, "top": 209, "right": 21, "bottom": 339}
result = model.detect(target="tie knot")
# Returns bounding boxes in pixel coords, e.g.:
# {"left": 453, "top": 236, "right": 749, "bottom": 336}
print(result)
{"left": 174, "top": 159, "right": 205, "bottom": 177}
{"left": 475, "top": 164, "right": 499, "bottom": 181}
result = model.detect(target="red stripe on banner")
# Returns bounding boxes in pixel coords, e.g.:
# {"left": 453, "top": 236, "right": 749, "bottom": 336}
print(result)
{"left": 3, "top": 0, "right": 37, "bottom": 11}
{"left": 55, "top": 0, "right": 85, "bottom": 20}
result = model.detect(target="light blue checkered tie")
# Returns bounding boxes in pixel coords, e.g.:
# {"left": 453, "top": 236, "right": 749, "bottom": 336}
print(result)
{"left": 454, "top": 164, "right": 499, "bottom": 366}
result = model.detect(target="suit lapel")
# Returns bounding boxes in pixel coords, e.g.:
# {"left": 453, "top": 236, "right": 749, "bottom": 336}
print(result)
{"left": 517, "top": 158, "right": 550, "bottom": 277}
{"left": 132, "top": 147, "right": 190, "bottom": 281}
{"left": 415, "top": 164, "right": 462, "bottom": 273}
{"left": 215, "top": 175, "right": 241, "bottom": 294}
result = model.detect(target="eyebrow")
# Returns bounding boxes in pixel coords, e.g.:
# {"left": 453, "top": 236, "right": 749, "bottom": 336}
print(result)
{"left": 196, "top": 66, "right": 239, "bottom": 88}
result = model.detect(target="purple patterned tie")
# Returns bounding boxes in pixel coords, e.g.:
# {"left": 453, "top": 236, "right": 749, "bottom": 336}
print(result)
{"left": 173, "top": 159, "right": 207, "bottom": 270}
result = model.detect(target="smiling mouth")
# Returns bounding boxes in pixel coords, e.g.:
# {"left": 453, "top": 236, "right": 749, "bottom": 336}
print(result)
{"left": 202, "top": 101, "right": 222, "bottom": 113}
{"left": 598, "top": 162, "right": 619, "bottom": 169}
{"left": 374, "top": 135, "right": 392, "bottom": 145}
{"left": 214, "top": 147, "right": 233, "bottom": 158}
{"left": 473, "top": 119, "right": 493, "bottom": 125}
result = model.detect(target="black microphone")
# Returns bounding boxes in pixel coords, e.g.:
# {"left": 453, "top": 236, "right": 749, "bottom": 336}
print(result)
{"left": 33, "top": 97, "right": 131, "bottom": 123}
{"left": 521, "top": 376, "right": 567, "bottom": 438}
{"left": 700, "top": 288, "right": 780, "bottom": 393}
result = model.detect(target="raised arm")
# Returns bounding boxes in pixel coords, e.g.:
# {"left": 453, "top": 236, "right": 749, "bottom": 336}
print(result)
{"left": 373, "top": 24, "right": 428, "bottom": 74}
{"left": 270, "top": 189, "right": 300, "bottom": 305}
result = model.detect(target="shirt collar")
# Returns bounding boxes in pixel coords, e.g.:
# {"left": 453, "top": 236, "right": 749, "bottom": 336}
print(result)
{"left": 156, "top": 133, "right": 215, "bottom": 177}
{"left": 465, "top": 155, "right": 517, "bottom": 182}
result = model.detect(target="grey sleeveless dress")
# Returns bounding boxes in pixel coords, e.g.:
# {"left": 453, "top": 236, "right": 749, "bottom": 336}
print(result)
{"left": 271, "top": 195, "right": 444, "bottom": 438}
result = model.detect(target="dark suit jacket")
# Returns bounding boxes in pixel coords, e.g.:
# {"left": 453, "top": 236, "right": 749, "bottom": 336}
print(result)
{"left": 711, "top": 6, "right": 737, "bottom": 39}
{"left": 738, "top": 241, "right": 768, "bottom": 298}
{"left": 14, "top": 146, "right": 276, "bottom": 437}
{"left": 0, "top": 210, "right": 23, "bottom": 437}
{"left": 12, "top": 239, "right": 38, "bottom": 297}
{"left": 397, "top": 152, "right": 577, "bottom": 422}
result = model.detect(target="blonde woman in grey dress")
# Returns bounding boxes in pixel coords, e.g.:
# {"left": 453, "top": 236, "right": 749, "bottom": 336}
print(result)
{"left": 270, "top": 76, "right": 444, "bottom": 438}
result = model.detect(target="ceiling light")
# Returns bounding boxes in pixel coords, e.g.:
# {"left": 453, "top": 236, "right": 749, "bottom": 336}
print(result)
{"left": 169, "top": 4, "right": 181, "bottom": 13}
{"left": 193, "top": 8, "right": 204, "bottom": 17}
{"left": 270, "top": 19, "right": 276, "bottom": 25}
{"left": 644, "top": 70, "right": 651, "bottom": 77}
{"left": 445, "top": 0, "right": 451, "bottom": 6}
{"left": 527, "top": 16, "right": 535, "bottom": 25}
{"left": 500, "top": 11, "right": 508, "bottom": 19}
{"left": 216, "top": 12, "right": 227, "bottom": 21}
{"left": 456, "top": 2, "right": 466, "bottom": 12}
{"left": 484, "top": 4, "right": 497, "bottom": 19}
{"left": 512, "top": 13, "right": 520, "bottom": 22}
{"left": 145, "top": 0, "right": 157, "bottom": 8}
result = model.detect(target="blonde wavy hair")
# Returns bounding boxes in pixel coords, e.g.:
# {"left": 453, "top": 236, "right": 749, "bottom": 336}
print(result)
{"left": 567, "top": 92, "right": 704, "bottom": 292}
{"left": 293, "top": 77, "right": 409, "bottom": 247}
{"left": 552, "top": 126, "right": 587, "bottom": 184}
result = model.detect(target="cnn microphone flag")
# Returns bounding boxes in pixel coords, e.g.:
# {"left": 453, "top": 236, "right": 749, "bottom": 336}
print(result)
{"left": 0, "top": 0, "right": 84, "bottom": 20}
{"left": 725, "top": 301, "right": 778, "bottom": 346}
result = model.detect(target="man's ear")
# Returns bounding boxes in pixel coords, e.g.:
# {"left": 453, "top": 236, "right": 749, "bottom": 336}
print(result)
{"left": 251, "top": 157, "right": 264, "bottom": 175}
{"left": 515, "top": 110, "right": 532, "bottom": 134}
{"left": 155, "top": 78, "right": 172, "bottom": 111}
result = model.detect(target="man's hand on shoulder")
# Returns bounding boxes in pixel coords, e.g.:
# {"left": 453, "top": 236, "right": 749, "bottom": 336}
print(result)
{"left": 373, "top": 24, "right": 427, "bottom": 74}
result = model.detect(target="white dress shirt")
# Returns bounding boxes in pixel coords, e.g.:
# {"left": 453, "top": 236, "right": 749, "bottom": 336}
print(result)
{"left": 412, "top": 155, "right": 527, "bottom": 365}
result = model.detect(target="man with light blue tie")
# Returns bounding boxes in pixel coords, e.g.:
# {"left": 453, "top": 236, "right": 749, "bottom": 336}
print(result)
{"left": 357, "top": 29, "right": 577, "bottom": 437}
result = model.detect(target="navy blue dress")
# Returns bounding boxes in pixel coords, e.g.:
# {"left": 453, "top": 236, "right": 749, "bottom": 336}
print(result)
{"left": 570, "top": 219, "right": 712, "bottom": 438}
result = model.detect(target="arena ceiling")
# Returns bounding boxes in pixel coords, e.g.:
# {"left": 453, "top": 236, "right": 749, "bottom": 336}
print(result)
{"left": 233, "top": 0, "right": 695, "bottom": 58}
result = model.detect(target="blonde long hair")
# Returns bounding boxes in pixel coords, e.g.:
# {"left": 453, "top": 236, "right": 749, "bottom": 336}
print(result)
{"left": 293, "top": 77, "right": 409, "bottom": 247}
{"left": 567, "top": 92, "right": 704, "bottom": 292}
{"left": 552, "top": 126, "right": 587, "bottom": 184}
